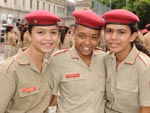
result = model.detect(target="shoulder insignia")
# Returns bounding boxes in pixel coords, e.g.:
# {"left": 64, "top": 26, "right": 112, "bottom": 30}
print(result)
{"left": 52, "top": 49, "right": 70, "bottom": 56}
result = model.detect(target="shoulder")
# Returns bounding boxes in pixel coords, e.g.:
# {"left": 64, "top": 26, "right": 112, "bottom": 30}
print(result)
{"left": 0, "top": 56, "right": 16, "bottom": 75}
{"left": 96, "top": 47, "right": 105, "bottom": 51}
{"left": 137, "top": 52, "right": 150, "bottom": 67}
{"left": 143, "top": 32, "right": 150, "bottom": 39}
{"left": 52, "top": 49, "right": 70, "bottom": 57}
{"left": 95, "top": 47, "right": 106, "bottom": 56}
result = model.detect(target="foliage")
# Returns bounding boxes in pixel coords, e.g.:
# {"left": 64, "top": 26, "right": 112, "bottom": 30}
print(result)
{"left": 96, "top": 0, "right": 150, "bottom": 29}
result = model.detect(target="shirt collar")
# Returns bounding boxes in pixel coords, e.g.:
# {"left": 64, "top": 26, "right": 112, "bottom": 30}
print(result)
{"left": 15, "top": 49, "right": 49, "bottom": 65}
{"left": 110, "top": 45, "right": 139, "bottom": 65}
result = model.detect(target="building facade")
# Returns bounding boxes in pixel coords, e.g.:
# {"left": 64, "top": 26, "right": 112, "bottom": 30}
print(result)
{"left": 0, "top": 0, "right": 66, "bottom": 25}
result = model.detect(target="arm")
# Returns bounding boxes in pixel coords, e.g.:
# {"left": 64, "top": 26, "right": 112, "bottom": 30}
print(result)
{"left": 139, "top": 66, "right": 150, "bottom": 113}
{"left": 0, "top": 65, "right": 16, "bottom": 112}
{"left": 49, "top": 57, "right": 60, "bottom": 106}
{"left": 49, "top": 95, "right": 57, "bottom": 106}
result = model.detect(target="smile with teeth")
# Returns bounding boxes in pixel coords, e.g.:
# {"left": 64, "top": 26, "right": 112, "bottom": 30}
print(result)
{"left": 82, "top": 47, "right": 90, "bottom": 52}
{"left": 109, "top": 43, "right": 120, "bottom": 47}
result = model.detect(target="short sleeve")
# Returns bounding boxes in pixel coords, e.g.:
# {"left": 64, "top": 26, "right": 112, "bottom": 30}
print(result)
{"left": 0, "top": 65, "right": 16, "bottom": 112}
{"left": 49, "top": 57, "right": 60, "bottom": 95}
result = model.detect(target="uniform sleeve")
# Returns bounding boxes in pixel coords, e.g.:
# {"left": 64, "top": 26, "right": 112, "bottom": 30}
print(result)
{"left": 139, "top": 66, "right": 150, "bottom": 106}
{"left": 0, "top": 65, "right": 16, "bottom": 112}
{"left": 49, "top": 58, "right": 60, "bottom": 95}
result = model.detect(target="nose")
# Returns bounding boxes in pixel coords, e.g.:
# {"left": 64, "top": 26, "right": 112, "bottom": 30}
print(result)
{"left": 84, "top": 37, "right": 90, "bottom": 45}
{"left": 111, "top": 32, "right": 117, "bottom": 40}
{"left": 45, "top": 32, "right": 51, "bottom": 41}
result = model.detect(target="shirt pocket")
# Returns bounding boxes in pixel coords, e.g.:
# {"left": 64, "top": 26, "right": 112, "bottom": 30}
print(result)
{"left": 19, "top": 86, "right": 40, "bottom": 97}
{"left": 116, "top": 82, "right": 139, "bottom": 107}
{"left": 61, "top": 74, "right": 86, "bottom": 97}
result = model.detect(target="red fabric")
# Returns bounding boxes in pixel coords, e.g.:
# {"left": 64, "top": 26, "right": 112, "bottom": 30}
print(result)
{"left": 72, "top": 9, "right": 104, "bottom": 29}
{"left": 25, "top": 10, "right": 61, "bottom": 25}
{"left": 102, "top": 9, "right": 139, "bottom": 24}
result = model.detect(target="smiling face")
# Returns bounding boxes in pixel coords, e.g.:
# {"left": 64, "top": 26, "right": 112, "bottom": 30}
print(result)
{"left": 74, "top": 24, "right": 100, "bottom": 59}
{"left": 27, "top": 25, "right": 59, "bottom": 55}
{"left": 104, "top": 24, "right": 137, "bottom": 57}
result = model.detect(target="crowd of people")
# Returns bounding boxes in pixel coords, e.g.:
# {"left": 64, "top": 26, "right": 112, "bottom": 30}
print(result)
{"left": 0, "top": 8, "right": 150, "bottom": 113}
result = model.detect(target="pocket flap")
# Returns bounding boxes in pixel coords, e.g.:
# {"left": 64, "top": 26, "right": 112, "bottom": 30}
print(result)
{"left": 117, "top": 82, "right": 138, "bottom": 93}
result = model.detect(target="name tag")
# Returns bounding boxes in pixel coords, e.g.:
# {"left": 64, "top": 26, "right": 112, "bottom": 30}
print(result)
{"left": 22, "top": 86, "right": 37, "bottom": 93}
{"left": 66, "top": 73, "right": 80, "bottom": 78}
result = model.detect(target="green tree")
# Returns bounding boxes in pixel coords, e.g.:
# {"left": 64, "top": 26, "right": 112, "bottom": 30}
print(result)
{"left": 134, "top": 0, "right": 150, "bottom": 28}
{"left": 96, "top": 0, "right": 150, "bottom": 28}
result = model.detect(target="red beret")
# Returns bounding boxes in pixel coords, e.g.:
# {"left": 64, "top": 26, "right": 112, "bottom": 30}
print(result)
{"left": 102, "top": 9, "right": 139, "bottom": 24}
{"left": 72, "top": 9, "right": 104, "bottom": 29}
{"left": 24, "top": 10, "right": 61, "bottom": 25}
{"left": 145, "top": 24, "right": 150, "bottom": 29}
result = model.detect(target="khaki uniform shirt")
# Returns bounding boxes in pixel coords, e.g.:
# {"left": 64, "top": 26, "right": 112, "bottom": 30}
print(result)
{"left": 60, "top": 34, "right": 74, "bottom": 49}
{"left": 143, "top": 32, "right": 150, "bottom": 50}
{"left": 50, "top": 46, "right": 106, "bottom": 113}
{"left": 0, "top": 51, "right": 54, "bottom": 113}
{"left": 104, "top": 45, "right": 150, "bottom": 113}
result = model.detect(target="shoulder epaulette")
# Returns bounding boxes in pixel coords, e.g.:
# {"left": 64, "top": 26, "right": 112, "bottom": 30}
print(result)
{"left": 0, "top": 56, "right": 16, "bottom": 73}
{"left": 52, "top": 49, "right": 70, "bottom": 56}
{"left": 138, "top": 52, "right": 150, "bottom": 66}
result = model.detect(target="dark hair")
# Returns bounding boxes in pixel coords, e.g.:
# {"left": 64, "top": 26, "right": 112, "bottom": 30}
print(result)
{"left": 129, "top": 23, "right": 150, "bottom": 57}
{"left": 59, "top": 26, "right": 69, "bottom": 44}
{"left": 6, "top": 26, "right": 13, "bottom": 33}
{"left": 20, "top": 27, "right": 27, "bottom": 42}
{"left": 27, "top": 25, "right": 34, "bottom": 34}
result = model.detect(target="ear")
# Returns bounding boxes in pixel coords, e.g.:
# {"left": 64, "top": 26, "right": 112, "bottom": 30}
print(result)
{"left": 130, "top": 32, "right": 138, "bottom": 42}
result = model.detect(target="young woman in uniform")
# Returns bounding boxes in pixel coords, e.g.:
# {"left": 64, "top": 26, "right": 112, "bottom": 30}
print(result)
{"left": 103, "top": 9, "right": 150, "bottom": 113}
{"left": 0, "top": 10, "right": 61, "bottom": 113}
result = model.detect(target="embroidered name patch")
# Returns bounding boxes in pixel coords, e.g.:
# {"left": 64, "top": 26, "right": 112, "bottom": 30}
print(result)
{"left": 66, "top": 73, "right": 80, "bottom": 78}
{"left": 22, "top": 86, "right": 37, "bottom": 93}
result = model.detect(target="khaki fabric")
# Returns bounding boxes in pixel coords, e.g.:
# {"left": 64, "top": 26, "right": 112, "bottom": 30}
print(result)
{"left": 50, "top": 46, "right": 106, "bottom": 113}
{"left": 0, "top": 51, "right": 54, "bottom": 113}
{"left": 143, "top": 32, "right": 150, "bottom": 50}
{"left": 60, "top": 34, "right": 74, "bottom": 49}
{"left": 104, "top": 45, "right": 150, "bottom": 113}
{"left": 4, "top": 32, "right": 17, "bottom": 59}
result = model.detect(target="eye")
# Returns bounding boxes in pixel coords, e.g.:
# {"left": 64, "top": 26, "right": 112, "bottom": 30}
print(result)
{"left": 37, "top": 31, "right": 44, "bottom": 35}
{"left": 91, "top": 35, "right": 99, "bottom": 41}
{"left": 50, "top": 31, "right": 58, "bottom": 36}
{"left": 105, "top": 29, "right": 112, "bottom": 33}
{"left": 118, "top": 30, "right": 126, "bottom": 35}
{"left": 78, "top": 33, "right": 86, "bottom": 39}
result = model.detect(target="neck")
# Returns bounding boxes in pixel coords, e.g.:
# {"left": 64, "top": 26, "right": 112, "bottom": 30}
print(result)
{"left": 115, "top": 45, "right": 132, "bottom": 66}
{"left": 24, "top": 47, "right": 45, "bottom": 72}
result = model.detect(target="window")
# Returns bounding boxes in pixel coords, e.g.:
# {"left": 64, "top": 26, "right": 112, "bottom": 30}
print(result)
{"left": 22, "top": 0, "right": 25, "bottom": 7}
{"left": 4, "top": 0, "right": 7, "bottom": 3}
{"left": 53, "top": 5, "right": 55, "bottom": 13}
{"left": 30, "top": 0, "right": 32, "bottom": 8}
{"left": 49, "top": 4, "right": 51, "bottom": 11}
{"left": 37, "top": 1, "right": 39, "bottom": 10}
{"left": 43, "top": 2, "right": 45, "bottom": 10}
{"left": 14, "top": 0, "right": 16, "bottom": 4}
